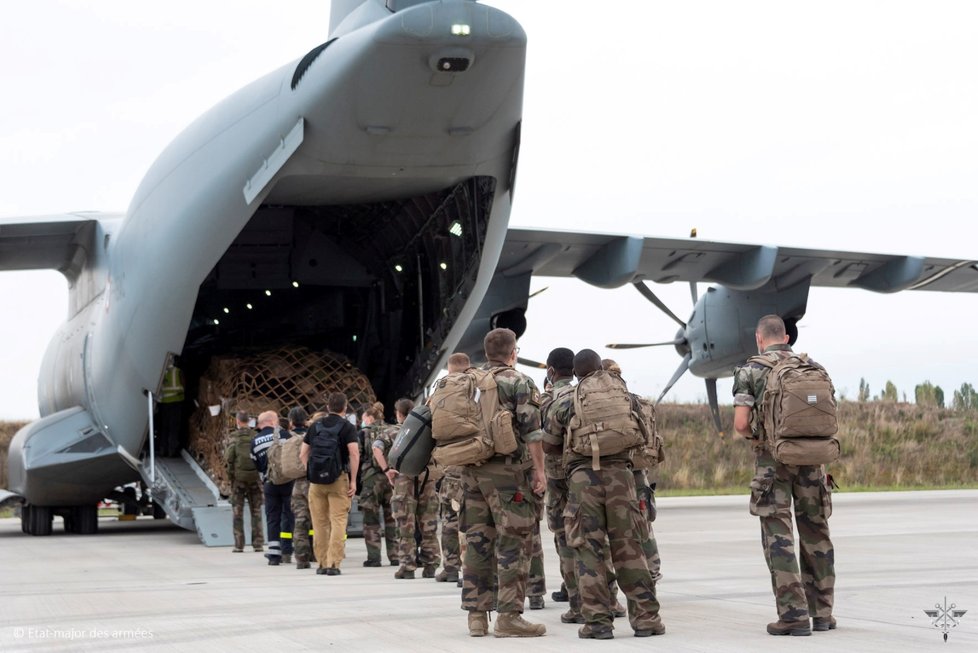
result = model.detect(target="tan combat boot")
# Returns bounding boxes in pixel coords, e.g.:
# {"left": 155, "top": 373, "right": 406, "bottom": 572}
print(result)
{"left": 468, "top": 611, "right": 488, "bottom": 637}
{"left": 767, "top": 619, "right": 811, "bottom": 636}
{"left": 493, "top": 612, "right": 546, "bottom": 638}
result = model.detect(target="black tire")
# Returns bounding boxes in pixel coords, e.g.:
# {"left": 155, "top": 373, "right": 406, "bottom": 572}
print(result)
{"left": 29, "top": 505, "right": 52, "bottom": 536}
{"left": 21, "top": 505, "right": 30, "bottom": 534}
{"left": 75, "top": 505, "right": 98, "bottom": 535}
{"left": 152, "top": 502, "right": 166, "bottom": 520}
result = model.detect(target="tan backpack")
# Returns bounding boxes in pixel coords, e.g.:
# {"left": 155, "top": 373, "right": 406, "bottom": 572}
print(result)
{"left": 429, "top": 368, "right": 518, "bottom": 466}
{"left": 566, "top": 370, "right": 647, "bottom": 470}
{"left": 629, "top": 394, "right": 665, "bottom": 471}
{"left": 268, "top": 427, "right": 306, "bottom": 484}
{"left": 750, "top": 353, "right": 840, "bottom": 466}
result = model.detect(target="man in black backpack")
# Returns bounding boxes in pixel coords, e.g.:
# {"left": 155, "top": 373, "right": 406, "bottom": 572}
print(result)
{"left": 733, "top": 315, "right": 836, "bottom": 636}
{"left": 301, "top": 392, "right": 359, "bottom": 575}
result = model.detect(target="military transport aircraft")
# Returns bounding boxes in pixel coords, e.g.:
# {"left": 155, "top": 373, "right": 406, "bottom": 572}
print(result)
{"left": 2, "top": 0, "right": 977, "bottom": 538}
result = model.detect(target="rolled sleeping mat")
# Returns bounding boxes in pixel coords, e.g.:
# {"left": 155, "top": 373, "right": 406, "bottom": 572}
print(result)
{"left": 389, "top": 405, "right": 434, "bottom": 477}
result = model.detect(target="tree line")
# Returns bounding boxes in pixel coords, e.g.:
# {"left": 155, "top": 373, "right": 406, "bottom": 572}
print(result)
{"left": 855, "top": 378, "right": 978, "bottom": 410}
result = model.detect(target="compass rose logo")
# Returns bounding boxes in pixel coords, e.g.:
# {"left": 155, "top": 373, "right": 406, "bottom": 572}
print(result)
{"left": 924, "top": 596, "right": 967, "bottom": 642}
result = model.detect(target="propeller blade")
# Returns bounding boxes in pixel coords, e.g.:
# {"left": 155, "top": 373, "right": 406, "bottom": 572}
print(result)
{"left": 689, "top": 281, "right": 698, "bottom": 304}
{"left": 527, "top": 286, "right": 549, "bottom": 300}
{"left": 706, "top": 377, "right": 724, "bottom": 437}
{"left": 606, "top": 339, "right": 685, "bottom": 350}
{"left": 517, "top": 356, "right": 547, "bottom": 369}
{"left": 632, "top": 281, "right": 686, "bottom": 329}
{"left": 654, "top": 352, "right": 691, "bottom": 404}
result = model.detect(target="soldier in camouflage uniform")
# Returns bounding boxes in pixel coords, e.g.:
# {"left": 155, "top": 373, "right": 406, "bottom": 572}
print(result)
{"left": 436, "top": 465, "right": 463, "bottom": 582}
{"left": 288, "top": 407, "right": 314, "bottom": 569}
{"left": 224, "top": 411, "right": 263, "bottom": 552}
{"left": 540, "top": 348, "right": 585, "bottom": 623}
{"left": 462, "top": 328, "right": 548, "bottom": 638}
{"left": 384, "top": 398, "right": 442, "bottom": 579}
{"left": 732, "top": 315, "right": 836, "bottom": 636}
{"left": 544, "top": 350, "right": 664, "bottom": 640}
{"left": 358, "top": 402, "right": 398, "bottom": 567}
{"left": 603, "top": 359, "right": 663, "bottom": 585}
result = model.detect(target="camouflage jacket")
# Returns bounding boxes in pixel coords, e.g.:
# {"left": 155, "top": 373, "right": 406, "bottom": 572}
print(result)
{"left": 541, "top": 378, "right": 574, "bottom": 480}
{"left": 484, "top": 362, "right": 544, "bottom": 460}
{"left": 543, "top": 375, "right": 631, "bottom": 474}
{"left": 371, "top": 423, "right": 399, "bottom": 461}
{"left": 732, "top": 343, "right": 795, "bottom": 441}
{"left": 359, "top": 423, "right": 389, "bottom": 480}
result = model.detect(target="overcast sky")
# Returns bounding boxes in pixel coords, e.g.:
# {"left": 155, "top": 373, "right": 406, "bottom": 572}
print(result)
{"left": 1, "top": 1, "right": 977, "bottom": 420}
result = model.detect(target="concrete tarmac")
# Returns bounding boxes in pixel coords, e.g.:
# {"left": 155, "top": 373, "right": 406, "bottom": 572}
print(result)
{"left": 1, "top": 490, "right": 976, "bottom": 652}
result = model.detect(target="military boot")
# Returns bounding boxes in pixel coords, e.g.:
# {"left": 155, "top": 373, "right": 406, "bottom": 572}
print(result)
{"left": 561, "top": 610, "right": 585, "bottom": 624}
{"left": 295, "top": 556, "right": 310, "bottom": 570}
{"left": 634, "top": 616, "right": 666, "bottom": 637}
{"left": 551, "top": 584, "right": 568, "bottom": 602}
{"left": 578, "top": 624, "right": 613, "bottom": 640}
{"left": 767, "top": 619, "right": 811, "bottom": 636}
{"left": 528, "top": 596, "right": 545, "bottom": 610}
{"left": 394, "top": 567, "right": 415, "bottom": 579}
{"left": 435, "top": 568, "right": 459, "bottom": 583}
{"left": 493, "top": 612, "right": 546, "bottom": 638}
{"left": 468, "top": 611, "right": 489, "bottom": 637}
{"left": 281, "top": 554, "right": 292, "bottom": 564}
{"left": 813, "top": 616, "right": 837, "bottom": 631}
{"left": 422, "top": 564, "right": 437, "bottom": 578}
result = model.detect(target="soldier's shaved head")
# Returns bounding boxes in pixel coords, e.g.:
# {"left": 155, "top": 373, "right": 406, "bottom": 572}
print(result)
{"left": 447, "top": 352, "right": 471, "bottom": 373}
{"left": 573, "top": 349, "right": 603, "bottom": 379}
{"left": 546, "top": 347, "right": 574, "bottom": 378}
{"left": 756, "top": 314, "right": 786, "bottom": 340}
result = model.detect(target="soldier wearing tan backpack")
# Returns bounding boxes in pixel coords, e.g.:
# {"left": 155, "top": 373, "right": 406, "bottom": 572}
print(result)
{"left": 733, "top": 314, "right": 837, "bottom": 637}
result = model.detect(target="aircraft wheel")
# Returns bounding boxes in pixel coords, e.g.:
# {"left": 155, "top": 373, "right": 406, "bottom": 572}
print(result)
{"left": 28, "top": 505, "right": 53, "bottom": 536}
{"left": 152, "top": 502, "right": 166, "bottom": 520}
{"left": 21, "top": 505, "right": 31, "bottom": 533}
{"left": 75, "top": 505, "right": 98, "bottom": 535}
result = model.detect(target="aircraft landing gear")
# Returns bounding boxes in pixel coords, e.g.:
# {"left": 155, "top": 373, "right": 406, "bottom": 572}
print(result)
{"left": 62, "top": 505, "right": 98, "bottom": 535}
{"left": 21, "top": 505, "right": 53, "bottom": 536}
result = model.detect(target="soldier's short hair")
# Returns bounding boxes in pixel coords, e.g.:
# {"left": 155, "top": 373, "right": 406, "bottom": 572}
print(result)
{"left": 288, "top": 406, "right": 308, "bottom": 428}
{"left": 602, "top": 359, "right": 622, "bottom": 375}
{"left": 756, "top": 314, "right": 786, "bottom": 340}
{"left": 235, "top": 410, "right": 250, "bottom": 424}
{"left": 447, "top": 352, "right": 471, "bottom": 373}
{"left": 327, "top": 392, "right": 348, "bottom": 414}
{"left": 573, "top": 349, "right": 603, "bottom": 378}
{"left": 546, "top": 347, "right": 575, "bottom": 377}
{"left": 484, "top": 327, "right": 517, "bottom": 362}
{"left": 394, "top": 397, "right": 414, "bottom": 418}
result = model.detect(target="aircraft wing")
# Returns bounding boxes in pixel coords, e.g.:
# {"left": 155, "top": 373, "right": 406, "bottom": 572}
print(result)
{"left": 0, "top": 213, "right": 109, "bottom": 277}
{"left": 500, "top": 227, "right": 978, "bottom": 293}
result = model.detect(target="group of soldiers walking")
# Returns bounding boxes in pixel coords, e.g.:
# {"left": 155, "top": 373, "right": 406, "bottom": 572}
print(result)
{"left": 224, "top": 315, "right": 836, "bottom": 640}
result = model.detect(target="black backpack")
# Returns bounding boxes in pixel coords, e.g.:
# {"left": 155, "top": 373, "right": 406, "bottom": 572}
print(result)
{"left": 307, "top": 420, "right": 345, "bottom": 485}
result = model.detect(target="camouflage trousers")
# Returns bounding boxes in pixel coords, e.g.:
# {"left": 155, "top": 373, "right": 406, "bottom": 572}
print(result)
{"left": 291, "top": 479, "right": 314, "bottom": 562}
{"left": 527, "top": 511, "right": 546, "bottom": 598}
{"left": 633, "top": 469, "right": 662, "bottom": 583}
{"left": 360, "top": 471, "right": 397, "bottom": 564}
{"left": 461, "top": 463, "right": 537, "bottom": 614}
{"left": 392, "top": 471, "right": 441, "bottom": 571}
{"left": 231, "top": 480, "right": 264, "bottom": 550}
{"left": 439, "top": 475, "right": 463, "bottom": 572}
{"left": 566, "top": 464, "right": 661, "bottom": 632}
{"left": 750, "top": 450, "right": 835, "bottom": 622}
{"left": 547, "top": 477, "right": 582, "bottom": 611}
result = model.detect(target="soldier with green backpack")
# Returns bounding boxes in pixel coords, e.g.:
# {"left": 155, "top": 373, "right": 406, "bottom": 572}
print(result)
{"left": 733, "top": 314, "right": 837, "bottom": 637}
{"left": 224, "top": 411, "right": 263, "bottom": 553}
